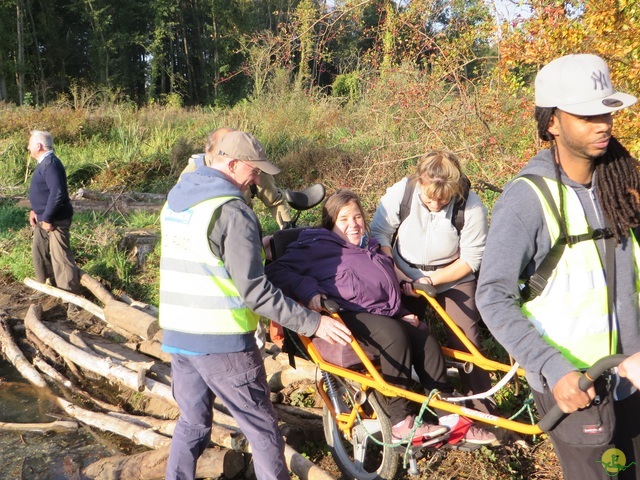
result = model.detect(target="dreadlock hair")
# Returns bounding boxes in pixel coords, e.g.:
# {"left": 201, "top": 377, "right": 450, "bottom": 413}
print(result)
{"left": 594, "top": 137, "right": 640, "bottom": 241}
{"left": 535, "top": 106, "right": 640, "bottom": 243}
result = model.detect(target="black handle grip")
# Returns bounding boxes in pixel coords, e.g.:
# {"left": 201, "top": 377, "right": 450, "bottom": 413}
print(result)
{"left": 537, "top": 354, "right": 628, "bottom": 432}
{"left": 321, "top": 298, "right": 340, "bottom": 314}
{"left": 405, "top": 281, "right": 438, "bottom": 298}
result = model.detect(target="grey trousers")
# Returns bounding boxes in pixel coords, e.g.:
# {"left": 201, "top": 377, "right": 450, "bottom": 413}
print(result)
{"left": 31, "top": 218, "right": 79, "bottom": 292}
{"left": 166, "top": 347, "right": 289, "bottom": 480}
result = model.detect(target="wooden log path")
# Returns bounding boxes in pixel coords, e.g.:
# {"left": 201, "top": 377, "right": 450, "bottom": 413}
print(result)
{"left": 0, "top": 274, "right": 336, "bottom": 479}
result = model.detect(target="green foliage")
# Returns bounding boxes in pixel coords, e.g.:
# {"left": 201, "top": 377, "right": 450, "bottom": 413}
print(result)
{"left": 289, "top": 386, "right": 317, "bottom": 408}
{"left": 0, "top": 201, "right": 33, "bottom": 281}
{"left": 332, "top": 72, "right": 361, "bottom": 102}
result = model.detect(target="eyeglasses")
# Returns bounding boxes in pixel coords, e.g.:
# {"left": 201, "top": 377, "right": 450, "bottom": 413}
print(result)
{"left": 237, "top": 159, "right": 261, "bottom": 176}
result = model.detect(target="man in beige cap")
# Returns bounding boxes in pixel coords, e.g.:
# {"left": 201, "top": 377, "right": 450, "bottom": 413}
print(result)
{"left": 180, "top": 127, "right": 292, "bottom": 227}
{"left": 477, "top": 54, "right": 640, "bottom": 479}
{"left": 159, "top": 130, "right": 351, "bottom": 480}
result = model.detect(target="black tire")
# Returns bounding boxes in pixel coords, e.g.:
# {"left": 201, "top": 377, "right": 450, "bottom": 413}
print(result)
{"left": 323, "top": 383, "right": 400, "bottom": 480}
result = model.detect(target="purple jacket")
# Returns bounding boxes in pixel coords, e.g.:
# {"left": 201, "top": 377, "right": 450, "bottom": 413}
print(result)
{"left": 265, "top": 228, "right": 407, "bottom": 317}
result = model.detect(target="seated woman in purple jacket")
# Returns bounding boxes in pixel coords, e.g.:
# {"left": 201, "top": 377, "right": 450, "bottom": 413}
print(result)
{"left": 265, "top": 189, "right": 496, "bottom": 446}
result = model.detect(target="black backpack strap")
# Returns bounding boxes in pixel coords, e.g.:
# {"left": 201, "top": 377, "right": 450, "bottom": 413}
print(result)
{"left": 519, "top": 174, "right": 613, "bottom": 303}
{"left": 451, "top": 174, "right": 471, "bottom": 234}
{"left": 399, "top": 176, "right": 417, "bottom": 224}
{"left": 392, "top": 177, "right": 417, "bottom": 246}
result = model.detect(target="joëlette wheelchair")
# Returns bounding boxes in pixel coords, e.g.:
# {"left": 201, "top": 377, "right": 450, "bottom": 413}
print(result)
{"left": 267, "top": 227, "right": 627, "bottom": 480}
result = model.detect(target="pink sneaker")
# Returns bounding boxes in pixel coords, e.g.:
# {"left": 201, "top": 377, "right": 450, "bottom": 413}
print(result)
{"left": 463, "top": 424, "right": 497, "bottom": 445}
{"left": 392, "top": 415, "right": 449, "bottom": 445}
{"left": 439, "top": 414, "right": 497, "bottom": 445}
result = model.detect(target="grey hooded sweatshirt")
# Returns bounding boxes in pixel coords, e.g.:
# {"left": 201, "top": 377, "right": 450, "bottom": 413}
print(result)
{"left": 476, "top": 149, "right": 640, "bottom": 396}
{"left": 161, "top": 165, "right": 320, "bottom": 354}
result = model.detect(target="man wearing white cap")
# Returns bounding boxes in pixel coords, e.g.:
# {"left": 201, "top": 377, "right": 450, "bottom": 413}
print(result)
{"left": 159, "top": 130, "right": 351, "bottom": 480}
{"left": 477, "top": 54, "right": 640, "bottom": 478}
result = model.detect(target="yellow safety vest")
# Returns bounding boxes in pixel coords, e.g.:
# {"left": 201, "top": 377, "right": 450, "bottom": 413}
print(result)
{"left": 519, "top": 176, "right": 616, "bottom": 368}
{"left": 159, "top": 197, "right": 259, "bottom": 335}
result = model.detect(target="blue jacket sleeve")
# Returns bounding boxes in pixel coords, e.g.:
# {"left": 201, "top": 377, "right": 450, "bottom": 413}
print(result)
{"left": 41, "top": 158, "right": 69, "bottom": 223}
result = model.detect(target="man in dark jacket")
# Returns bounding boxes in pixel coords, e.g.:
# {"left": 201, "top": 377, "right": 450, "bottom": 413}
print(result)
{"left": 27, "top": 130, "right": 79, "bottom": 295}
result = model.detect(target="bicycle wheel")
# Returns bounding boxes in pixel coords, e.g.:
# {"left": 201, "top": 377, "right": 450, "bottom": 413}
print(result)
{"left": 323, "top": 382, "right": 400, "bottom": 480}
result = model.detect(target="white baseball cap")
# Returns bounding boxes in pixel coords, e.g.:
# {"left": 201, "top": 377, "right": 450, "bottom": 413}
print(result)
{"left": 535, "top": 54, "right": 637, "bottom": 115}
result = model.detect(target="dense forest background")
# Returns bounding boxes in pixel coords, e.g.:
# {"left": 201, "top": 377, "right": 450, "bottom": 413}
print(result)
{"left": 2, "top": 0, "right": 639, "bottom": 115}
{"left": 1, "top": 0, "right": 639, "bottom": 203}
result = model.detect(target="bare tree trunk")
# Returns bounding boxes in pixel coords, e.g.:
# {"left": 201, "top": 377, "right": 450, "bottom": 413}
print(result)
{"left": 16, "top": 0, "right": 25, "bottom": 104}
{"left": 0, "top": 420, "right": 78, "bottom": 433}
{"left": 83, "top": 445, "right": 244, "bottom": 480}
{"left": 24, "top": 305, "right": 173, "bottom": 404}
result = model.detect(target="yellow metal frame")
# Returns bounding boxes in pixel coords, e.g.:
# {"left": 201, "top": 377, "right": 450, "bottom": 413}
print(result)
{"left": 299, "top": 289, "right": 543, "bottom": 437}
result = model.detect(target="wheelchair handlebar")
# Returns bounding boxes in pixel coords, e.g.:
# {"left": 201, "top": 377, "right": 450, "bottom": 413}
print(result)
{"left": 403, "top": 280, "right": 438, "bottom": 298}
{"left": 320, "top": 297, "right": 340, "bottom": 314}
{"left": 537, "top": 354, "right": 628, "bottom": 432}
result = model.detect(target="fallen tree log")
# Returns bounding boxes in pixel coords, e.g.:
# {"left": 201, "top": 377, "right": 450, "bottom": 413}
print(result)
{"left": 268, "top": 365, "right": 321, "bottom": 392}
{"left": 79, "top": 270, "right": 117, "bottom": 305}
{"left": 103, "top": 299, "right": 160, "bottom": 340}
{"left": 83, "top": 445, "right": 244, "bottom": 480}
{"left": 26, "top": 275, "right": 158, "bottom": 341}
{"left": 119, "top": 292, "right": 159, "bottom": 317}
{"left": 284, "top": 445, "right": 337, "bottom": 480}
{"left": 25, "top": 305, "right": 173, "bottom": 404}
{"left": 0, "top": 312, "right": 47, "bottom": 388}
{"left": 56, "top": 397, "right": 173, "bottom": 450}
{"left": 51, "top": 325, "right": 172, "bottom": 385}
{"left": 17, "top": 301, "right": 336, "bottom": 478}
{"left": 3, "top": 313, "right": 173, "bottom": 450}
{"left": 129, "top": 338, "right": 171, "bottom": 363}
{"left": 24, "top": 277, "right": 105, "bottom": 320}
{"left": 0, "top": 420, "right": 78, "bottom": 433}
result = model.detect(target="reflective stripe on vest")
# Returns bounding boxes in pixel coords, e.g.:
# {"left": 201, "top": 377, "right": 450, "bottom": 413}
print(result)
{"left": 159, "top": 197, "right": 259, "bottom": 335}
{"left": 518, "top": 177, "right": 616, "bottom": 369}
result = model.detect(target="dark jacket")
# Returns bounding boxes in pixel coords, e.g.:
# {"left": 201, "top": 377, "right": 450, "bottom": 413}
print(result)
{"left": 29, "top": 152, "right": 73, "bottom": 223}
{"left": 266, "top": 228, "right": 407, "bottom": 318}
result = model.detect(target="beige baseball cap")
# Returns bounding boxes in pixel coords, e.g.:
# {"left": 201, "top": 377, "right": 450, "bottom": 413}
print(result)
{"left": 535, "top": 54, "right": 637, "bottom": 116}
{"left": 216, "top": 131, "right": 281, "bottom": 175}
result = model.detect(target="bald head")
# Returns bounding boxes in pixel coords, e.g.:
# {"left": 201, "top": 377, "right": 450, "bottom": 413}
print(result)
{"left": 204, "top": 128, "right": 236, "bottom": 166}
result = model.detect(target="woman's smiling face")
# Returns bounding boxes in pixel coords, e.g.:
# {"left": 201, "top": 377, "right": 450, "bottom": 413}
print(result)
{"left": 332, "top": 201, "right": 365, "bottom": 245}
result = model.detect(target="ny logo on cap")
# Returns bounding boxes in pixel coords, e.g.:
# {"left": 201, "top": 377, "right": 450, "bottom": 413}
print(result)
{"left": 591, "top": 70, "right": 609, "bottom": 91}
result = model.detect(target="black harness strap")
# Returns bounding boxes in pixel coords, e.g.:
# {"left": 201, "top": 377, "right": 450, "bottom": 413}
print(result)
{"left": 519, "top": 174, "right": 613, "bottom": 303}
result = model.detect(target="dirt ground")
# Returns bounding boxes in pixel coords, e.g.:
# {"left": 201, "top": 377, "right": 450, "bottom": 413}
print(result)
{"left": 0, "top": 275, "right": 565, "bottom": 480}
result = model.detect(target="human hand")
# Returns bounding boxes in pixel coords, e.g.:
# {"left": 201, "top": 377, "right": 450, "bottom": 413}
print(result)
{"left": 314, "top": 316, "right": 351, "bottom": 345}
{"left": 552, "top": 371, "right": 595, "bottom": 414}
{"left": 308, "top": 293, "right": 326, "bottom": 312}
{"left": 401, "top": 281, "right": 419, "bottom": 297}
{"left": 619, "top": 352, "right": 640, "bottom": 389}
{"left": 41, "top": 221, "right": 54, "bottom": 232}
{"left": 29, "top": 210, "right": 38, "bottom": 227}
{"left": 400, "top": 313, "right": 420, "bottom": 327}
